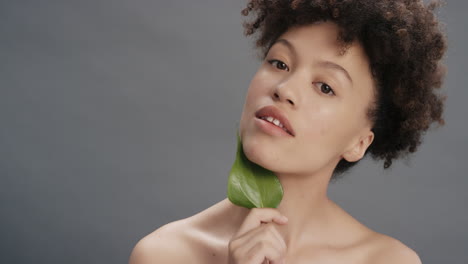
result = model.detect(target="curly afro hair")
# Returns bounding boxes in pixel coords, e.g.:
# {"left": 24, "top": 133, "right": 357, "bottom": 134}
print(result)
{"left": 240, "top": 0, "right": 448, "bottom": 180}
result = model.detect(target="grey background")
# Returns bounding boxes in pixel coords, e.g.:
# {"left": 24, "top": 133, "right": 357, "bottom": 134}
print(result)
{"left": 0, "top": 1, "right": 466, "bottom": 263}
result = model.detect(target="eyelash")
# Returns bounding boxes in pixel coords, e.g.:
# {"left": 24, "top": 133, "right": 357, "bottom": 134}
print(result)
{"left": 267, "top": 59, "right": 336, "bottom": 96}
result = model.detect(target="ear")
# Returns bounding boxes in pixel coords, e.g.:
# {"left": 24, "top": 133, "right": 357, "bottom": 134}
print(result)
{"left": 342, "top": 130, "right": 375, "bottom": 163}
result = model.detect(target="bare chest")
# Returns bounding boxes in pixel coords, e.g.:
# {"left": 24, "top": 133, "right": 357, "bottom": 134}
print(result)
{"left": 191, "top": 239, "right": 373, "bottom": 264}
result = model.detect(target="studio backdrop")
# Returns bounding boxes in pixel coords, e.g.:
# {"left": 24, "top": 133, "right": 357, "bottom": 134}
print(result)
{"left": 0, "top": 1, "right": 466, "bottom": 264}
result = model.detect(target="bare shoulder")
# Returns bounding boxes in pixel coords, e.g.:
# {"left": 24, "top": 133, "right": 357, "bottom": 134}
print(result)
{"left": 329, "top": 200, "right": 421, "bottom": 264}
{"left": 366, "top": 233, "right": 422, "bottom": 264}
{"left": 129, "top": 199, "right": 233, "bottom": 264}
{"left": 128, "top": 219, "right": 198, "bottom": 264}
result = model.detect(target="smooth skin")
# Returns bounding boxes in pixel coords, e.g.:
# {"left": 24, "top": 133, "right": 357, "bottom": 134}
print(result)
{"left": 129, "top": 21, "right": 422, "bottom": 264}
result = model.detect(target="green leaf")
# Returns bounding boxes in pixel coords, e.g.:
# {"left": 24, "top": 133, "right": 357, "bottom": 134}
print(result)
{"left": 227, "top": 129, "right": 284, "bottom": 208}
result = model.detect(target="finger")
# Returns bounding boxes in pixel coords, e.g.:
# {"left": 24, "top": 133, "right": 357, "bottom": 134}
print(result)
{"left": 236, "top": 208, "right": 288, "bottom": 237}
{"left": 270, "top": 259, "right": 285, "bottom": 264}
{"left": 264, "top": 222, "right": 287, "bottom": 249}
{"left": 235, "top": 224, "right": 286, "bottom": 260}
{"left": 255, "top": 223, "right": 287, "bottom": 252}
{"left": 244, "top": 241, "right": 283, "bottom": 264}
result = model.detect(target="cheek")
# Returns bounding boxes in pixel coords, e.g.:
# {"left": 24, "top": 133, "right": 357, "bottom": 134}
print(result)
{"left": 239, "top": 73, "right": 269, "bottom": 133}
{"left": 300, "top": 105, "right": 350, "bottom": 152}
{"left": 249, "top": 71, "right": 272, "bottom": 94}
{"left": 243, "top": 75, "right": 266, "bottom": 106}
{"left": 242, "top": 72, "right": 275, "bottom": 112}
{"left": 304, "top": 105, "right": 334, "bottom": 137}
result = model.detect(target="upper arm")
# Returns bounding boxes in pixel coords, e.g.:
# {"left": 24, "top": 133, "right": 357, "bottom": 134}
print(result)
{"left": 128, "top": 223, "right": 195, "bottom": 264}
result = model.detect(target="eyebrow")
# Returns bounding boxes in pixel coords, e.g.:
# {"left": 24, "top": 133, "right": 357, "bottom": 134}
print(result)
{"left": 271, "top": 38, "right": 354, "bottom": 86}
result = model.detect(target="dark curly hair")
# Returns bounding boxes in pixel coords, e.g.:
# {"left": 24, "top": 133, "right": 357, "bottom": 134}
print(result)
{"left": 241, "top": 0, "right": 448, "bottom": 180}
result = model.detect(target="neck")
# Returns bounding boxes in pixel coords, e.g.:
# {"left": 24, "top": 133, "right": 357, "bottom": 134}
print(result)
{"left": 273, "top": 166, "right": 334, "bottom": 250}
{"left": 223, "top": 164, "right": 338, "bottom": 251}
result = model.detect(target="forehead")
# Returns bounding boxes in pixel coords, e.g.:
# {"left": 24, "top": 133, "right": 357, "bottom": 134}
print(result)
{"left": 276, "top": 21, "right": 342, "bottom": 51}
{"left": 271, "top": 21, "right": 367, "bottom": 60}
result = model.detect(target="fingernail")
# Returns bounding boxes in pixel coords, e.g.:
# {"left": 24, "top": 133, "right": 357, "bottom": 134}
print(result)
{"left": 281, "top": 215, "right": 288, "bottom": 222}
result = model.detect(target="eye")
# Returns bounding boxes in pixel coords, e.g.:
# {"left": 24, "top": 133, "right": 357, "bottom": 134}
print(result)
{"left": 267, "top": 59, "right": 289, "bottom": 71}
{"left": 314, "top": 82, "right": 335, "bottom": 96}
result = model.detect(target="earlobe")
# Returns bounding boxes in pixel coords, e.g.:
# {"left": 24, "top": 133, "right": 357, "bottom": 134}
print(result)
{"left": 343, "top": 131, "right": 375, "bottom": 163}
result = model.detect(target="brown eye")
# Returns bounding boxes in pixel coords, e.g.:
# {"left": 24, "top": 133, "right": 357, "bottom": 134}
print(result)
{"left": 314, "top": 82, "right": 335, "bottom": 96}
{"left": 267, "top": 59, "right": 289, "bottom": 71}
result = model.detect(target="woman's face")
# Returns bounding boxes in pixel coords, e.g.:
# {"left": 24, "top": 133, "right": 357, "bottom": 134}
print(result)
{"left": 239, "top": 21, "right": 375, "bottom": 176}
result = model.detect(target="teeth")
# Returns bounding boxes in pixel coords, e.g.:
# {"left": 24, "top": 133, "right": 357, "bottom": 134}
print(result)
{"left": 272, "top": 119, "right": 281, "bottom": 127}
{"left": 261, "top": 116, "right": 287, "bottom": 131}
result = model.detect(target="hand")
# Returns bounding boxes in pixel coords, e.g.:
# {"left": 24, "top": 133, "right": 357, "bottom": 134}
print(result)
{"left": 228, "top": 207, "right": 288, "bottom": 264}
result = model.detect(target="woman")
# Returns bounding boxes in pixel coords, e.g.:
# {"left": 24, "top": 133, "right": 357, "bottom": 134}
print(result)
{"left": 129, "top": 0, "right": 447, "bottom": 263}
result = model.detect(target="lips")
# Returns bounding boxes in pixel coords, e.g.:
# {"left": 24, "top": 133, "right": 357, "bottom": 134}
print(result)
{"left": 255, "top": 105, "right": 295, "bottom": 137}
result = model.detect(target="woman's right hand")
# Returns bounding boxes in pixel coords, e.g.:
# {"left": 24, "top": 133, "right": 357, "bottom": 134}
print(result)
{"left": 228, "top": 207, "right": 289, "bottom": 264}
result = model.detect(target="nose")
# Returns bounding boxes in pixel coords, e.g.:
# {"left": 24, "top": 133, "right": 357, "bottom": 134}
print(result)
{"left": 273, "top": 90, "right": 295, "bottom": 106}
{"left": 272, "top": 76, "right": 300, "bottom": 107}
